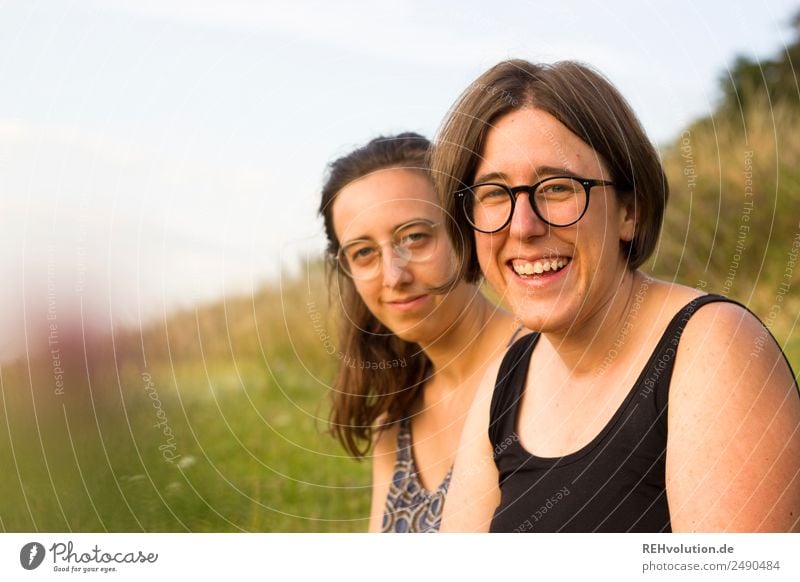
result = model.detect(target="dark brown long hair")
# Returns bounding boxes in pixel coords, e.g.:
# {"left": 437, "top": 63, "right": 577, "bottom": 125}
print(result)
{"left": 430, "top": 60, "right": 669, "bottom": 283}
{"left": 319, "top": 133, "right": 434, "bottom": 458}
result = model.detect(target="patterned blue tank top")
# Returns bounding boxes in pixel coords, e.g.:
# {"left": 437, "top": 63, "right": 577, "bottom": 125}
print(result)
{"left": 381, "top": 418, "right": 451, "bottom": 533}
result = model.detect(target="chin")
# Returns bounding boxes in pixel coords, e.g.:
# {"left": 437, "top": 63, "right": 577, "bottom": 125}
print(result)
{"left": 392, "top": 328, "right": 426, "bottom": 346}
{"left": 507, "top": 296, "right": 577, "bottom": 333}
{"left": 380, "top": 317, "right": 422, "bottom": 343}
{"left": 388, "top": 322, "right": 414, "bottom": 339}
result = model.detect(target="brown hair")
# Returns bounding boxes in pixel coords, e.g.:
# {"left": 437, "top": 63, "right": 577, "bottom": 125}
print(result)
{"left": 430, "top": 59, "right": 668, "bottom": 283}
{"left": 319, "top": 133, "right": 433, "bottom": 458}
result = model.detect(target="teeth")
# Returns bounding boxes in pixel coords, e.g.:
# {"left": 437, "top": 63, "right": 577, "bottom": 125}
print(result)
{"left": 512, "top": 258, "right": 570, "bottom": 276}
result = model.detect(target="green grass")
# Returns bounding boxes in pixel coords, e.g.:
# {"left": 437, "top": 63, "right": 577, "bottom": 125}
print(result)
{"left": 0, "top": 264, "right": 371, "bottom": 532}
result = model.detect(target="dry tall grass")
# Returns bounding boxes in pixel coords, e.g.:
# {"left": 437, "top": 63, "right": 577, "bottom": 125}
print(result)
{"left": 652, "top": 97, "right": 800, "bottom": 366}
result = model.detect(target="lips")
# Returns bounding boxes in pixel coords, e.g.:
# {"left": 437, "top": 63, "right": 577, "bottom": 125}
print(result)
{"left": 384, "top": 294, "right": 430, "bottom": 311}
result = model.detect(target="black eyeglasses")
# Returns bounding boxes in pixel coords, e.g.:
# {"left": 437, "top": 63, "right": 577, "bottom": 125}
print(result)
{"left": 455, "top": 176, "right": 614, "bottom": 233}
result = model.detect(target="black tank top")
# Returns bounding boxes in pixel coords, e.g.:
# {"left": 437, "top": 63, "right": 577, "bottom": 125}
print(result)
{"left": 489, "top": 294, "right": 741, "bottom": 532}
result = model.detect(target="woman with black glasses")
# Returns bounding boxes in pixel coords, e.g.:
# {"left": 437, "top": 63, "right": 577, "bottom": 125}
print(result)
{"left": 319, "top": 133, "right": 522, "bottom": 532}
{"left": 432, "top": 60, "right": 800, "bottom": 532}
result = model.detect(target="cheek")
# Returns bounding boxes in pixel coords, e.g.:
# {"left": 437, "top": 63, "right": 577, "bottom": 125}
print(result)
{"left": 475, "top": 234, "right": 506, "bottom": 283}
{"left": 474, "top": 234, "right": 496, "bottom": 269}
{"left": 352, "top": 280, "right": 380, "bottom": 309}
{"left": 423, "top": 243, "right": 459, "bottom": 284}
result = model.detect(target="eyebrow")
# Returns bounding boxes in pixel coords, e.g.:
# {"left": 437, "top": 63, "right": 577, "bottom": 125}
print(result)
{"left": 473, "top": 165, "right": 575, "bottom": 185}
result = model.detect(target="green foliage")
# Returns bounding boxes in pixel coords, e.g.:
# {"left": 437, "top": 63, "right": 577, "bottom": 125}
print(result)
{"left": 719, "top": 10, "right": 800, "bottom": 112}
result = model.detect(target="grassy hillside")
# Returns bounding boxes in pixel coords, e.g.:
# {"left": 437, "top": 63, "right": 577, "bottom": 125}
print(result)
{"left": 0, "top": 262, "right": 372, "bottom": 532}
{"left": 651, "top": 96, "right": 800, "bottom": 373}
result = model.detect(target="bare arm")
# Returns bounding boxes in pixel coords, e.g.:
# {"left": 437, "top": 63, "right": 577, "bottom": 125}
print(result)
{"left": 440, "top": 358, "right": 503, "bottom": 532}
{"left": 667, "top": 302, "right": 800, "bottom": 532}
{"left": 368, "top": 422, "right": 398, "bottom": 532}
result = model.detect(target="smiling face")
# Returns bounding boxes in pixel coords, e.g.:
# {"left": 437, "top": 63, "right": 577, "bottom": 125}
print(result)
{"left": 472, "top": 107, "right": 636, "bottom": 333}
{"left": 332, "top": 168, "right": 469, "bottom": 344}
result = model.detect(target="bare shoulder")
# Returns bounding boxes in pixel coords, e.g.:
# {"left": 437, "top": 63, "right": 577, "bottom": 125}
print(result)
{"left": 666, "top": 297, "right": 800, "bottom": 531}
{"left": 456, "top": 347, "right": 508, "bottom": 457}
{"left": 372, "top": 415, "right": 400, "bottom": 462}
{"left": 684, "top": 297, "right": 763, "bottom": 335}
{"left": 481, "top": 306, "right": 525, "bottom": 356}
{"left": 640, "top": 280, "right": 775, "bottom": 368}
{"left": 677, "top": 298, "right": 789, "bottom": 376}
{"left": 475, "top": 348, "right": 507, "bottom": 405}
{"left": 638, "top": 278, "right": 703, "bottom": 317}
{"left": 442, "top": 344, "right": 505, "bottom": 532}
{"left": 670, "top": 295, "right": 799, "bottom": 405}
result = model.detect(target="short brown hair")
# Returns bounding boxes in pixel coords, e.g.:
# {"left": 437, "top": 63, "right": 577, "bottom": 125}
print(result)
{"left": 430, "top": 60, "right": 668, "bottom": 283}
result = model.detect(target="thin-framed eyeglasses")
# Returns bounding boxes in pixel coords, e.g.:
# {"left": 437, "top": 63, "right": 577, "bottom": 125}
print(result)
{"left": 455, "top": 175, "right": 614, "bottom": 233}
{"left": 336, "top": 219, "right": 440, "bottom": 281}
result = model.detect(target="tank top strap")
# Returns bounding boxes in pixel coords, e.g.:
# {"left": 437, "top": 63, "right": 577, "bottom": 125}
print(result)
{"left": 646, "top": 294, "right": 742, "bottom": 412}
{"left": 660, "top": 293, "right": 740, "bottom": 338}
{"left": 505, "top": 324, "right": 526, "bottom": 348}
{"left": 395, "top": 417, "right": 413, "bottom": 463}
{"left": 489, "top": 332, "right": 540, "bottom": 450}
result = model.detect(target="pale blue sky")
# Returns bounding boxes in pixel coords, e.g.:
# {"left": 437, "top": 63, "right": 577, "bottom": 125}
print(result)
{"left": 1, "top": 0, "right": 797, "bottom": 360}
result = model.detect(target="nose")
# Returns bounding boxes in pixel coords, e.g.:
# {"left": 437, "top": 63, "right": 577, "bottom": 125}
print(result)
{"left": 381, "top": 245, "right": 413, "bottom": 288}
{"left": 508, "top": 191, "right": 549, "bottom": 240}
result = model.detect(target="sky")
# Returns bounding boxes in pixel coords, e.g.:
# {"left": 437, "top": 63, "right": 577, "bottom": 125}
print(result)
{"left": 1, "top": 0, "right": 798, "bottom": 361}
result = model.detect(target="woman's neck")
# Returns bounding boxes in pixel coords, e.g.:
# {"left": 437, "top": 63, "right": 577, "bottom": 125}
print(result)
{"left": 542, "top": 269, "right": 647, "bottom": 378}
{"left": 419, "top": 291, "right": 515, "bottom": 391}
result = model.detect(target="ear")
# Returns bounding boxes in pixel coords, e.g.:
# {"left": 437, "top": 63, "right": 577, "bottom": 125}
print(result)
{"left": 617, "top": 193, "right": 637, "bottom": 242}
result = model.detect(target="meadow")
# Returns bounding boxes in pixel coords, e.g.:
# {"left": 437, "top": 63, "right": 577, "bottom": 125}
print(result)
{"left": 1, "top": 94, "right": 798, "bottom": 533}
{"left": 0, "top": 264, "right": 372, "bottom": 532}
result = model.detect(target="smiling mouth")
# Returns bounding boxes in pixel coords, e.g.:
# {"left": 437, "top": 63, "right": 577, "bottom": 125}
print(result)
{"left": 386, "top": 294, "right": 427, "bottom": 305}
{"left": 510, "top": 257, "right": 572, "bottom": 277}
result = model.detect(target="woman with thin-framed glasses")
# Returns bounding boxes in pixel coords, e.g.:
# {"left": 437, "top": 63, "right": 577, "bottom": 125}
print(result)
{"left": 318, "top": 133, "right": 523, "bottom": 532}
{"left": 432, "top": 60, "right": 800, "bottom": 532}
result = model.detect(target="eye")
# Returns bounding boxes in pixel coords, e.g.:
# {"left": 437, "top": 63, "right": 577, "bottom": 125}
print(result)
{"left": 396, "top": 223, "right": 435, "bottom": 249}
{"left": 346, "top": 244, "right": 377, "bottom": 264}
{"left": 399, "top": 231, "right": 427, "bottom": 245}
{"left": 473, "top": 184, "right": 509, "bottom": 204}
{"left": 538, "top": 178, "right": 580, "bottom": 197}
